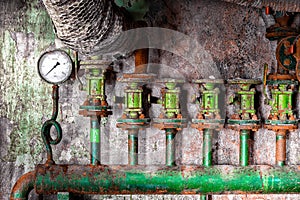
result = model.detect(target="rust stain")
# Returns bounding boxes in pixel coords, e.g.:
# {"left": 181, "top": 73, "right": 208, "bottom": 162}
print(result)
{"left": 181, "top": 190, "right": 197, "bottom": 195}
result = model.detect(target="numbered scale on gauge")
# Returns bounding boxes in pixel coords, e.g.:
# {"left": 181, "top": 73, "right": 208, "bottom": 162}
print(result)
{"left": 38, "top": 50, "right": 73, "bottom": 84}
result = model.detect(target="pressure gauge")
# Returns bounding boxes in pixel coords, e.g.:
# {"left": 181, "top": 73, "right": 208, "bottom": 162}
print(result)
{"left": 38, "top": 50, "right": 73, "bottom": 84}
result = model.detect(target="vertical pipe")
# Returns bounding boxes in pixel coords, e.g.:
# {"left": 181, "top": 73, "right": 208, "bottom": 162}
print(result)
{"left": 203, "top": 129, "right": 213, "bottom": 167}
{"left": 276, "top": 130, "right": 286, "bottom": 167}
{"left": 166, "top": 128, "right": 176, "bottom": 166}
{"left": 134, "top": 49, "right": 149, "bottom": 74}
{"left": 128, "top": 129, "right": 139, "bottom": 165}
{"left": 90, "top": 116, "right": 100, "bottom": 165}
{"left": 240, "top": 129, "right": 250, "bottom": 166}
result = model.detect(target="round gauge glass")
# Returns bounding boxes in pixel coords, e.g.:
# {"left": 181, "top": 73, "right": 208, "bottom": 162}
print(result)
{"left": 38, "top": 50, "right": 73, "bottom": 84}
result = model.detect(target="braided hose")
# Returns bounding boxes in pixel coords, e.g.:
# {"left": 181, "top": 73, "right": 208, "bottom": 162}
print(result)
{"left": 222, "top": 0, "right": 300, "bottom": 12}
{"left": 42, "top": 0, "right": 132, "bottom": 55}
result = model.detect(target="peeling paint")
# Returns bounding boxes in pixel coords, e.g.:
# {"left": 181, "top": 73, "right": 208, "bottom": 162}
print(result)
{"left": 0, "top": 1, "right": 55, "bottom": 165}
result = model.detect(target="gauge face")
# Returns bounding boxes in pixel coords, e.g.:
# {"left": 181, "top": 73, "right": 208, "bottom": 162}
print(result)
{"left": 38, "top": 50, "right": 73, "bottom": 84}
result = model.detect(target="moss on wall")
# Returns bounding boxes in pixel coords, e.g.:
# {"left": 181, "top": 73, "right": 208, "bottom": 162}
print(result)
{"left": 0, "top": 0, "right": 55, "bottom": 168}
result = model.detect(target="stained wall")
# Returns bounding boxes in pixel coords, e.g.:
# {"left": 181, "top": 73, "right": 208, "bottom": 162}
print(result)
{"left": 0, "top": 0, "right": 299, "bottom": 199}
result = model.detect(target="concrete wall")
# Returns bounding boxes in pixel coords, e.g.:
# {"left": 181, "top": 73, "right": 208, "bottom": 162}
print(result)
{"left": 0, "top": 0, "right": 299, "bottom": 199}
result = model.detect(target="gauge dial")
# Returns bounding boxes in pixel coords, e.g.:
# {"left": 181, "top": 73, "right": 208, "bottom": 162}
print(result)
{"left": 38, "top": 50, "right": 73, "bottom": 84}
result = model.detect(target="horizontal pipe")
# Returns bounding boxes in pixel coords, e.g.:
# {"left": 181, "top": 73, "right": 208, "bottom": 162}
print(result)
{"left": 10, "top": 171, "right": 35, "bottom": 200}
{"left": 34, "top": 164, "right": 300, "bottom": 195}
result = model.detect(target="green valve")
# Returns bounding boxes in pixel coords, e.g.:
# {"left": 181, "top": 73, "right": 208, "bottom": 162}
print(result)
{"left": 126, "top": 91, "right": 142, "bottom": 109}
{"left": 124, "top": 82, "right": 143, "bottom": 119}
{"left": 198, "top": 82, "right": 221, "bottom": 118}
{"left": 268, "top": 83, "right": 295, "bottom": 120}
{"left": 227, "top": 79, "right": 260, "bottom": 120}
{"left": 89, "top": 78, "right": 103, "bottom": 96}
{"left": 192, "top": 79, "right": 224, "bottom": 121}
{"left": 162, "top": 81, "right": 181, "bottom": 118}
{"left": 79, "top": 59, "right": 112, "bottom": 166}
{"left": 237, "top": 90, "right": 256, "bottom": 119}
{"left": 87, "top": 68, "right": 105, "bottom": 100}
{"left": 117, "top": 76, "right": 153, "bottom": 166}
{"left": 165, "top": 92, "right": 178, "bottom": 109}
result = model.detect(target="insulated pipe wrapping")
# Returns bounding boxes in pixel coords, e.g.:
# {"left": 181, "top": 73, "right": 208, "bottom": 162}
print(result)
{"left": 221, "top": 0, "right": 300, "bottom": 12}
{"left": 42, "top": 0, "right": 132, "bottom": 55}
{"left": 34, "top": 164, "right": 300, "bottom": 194}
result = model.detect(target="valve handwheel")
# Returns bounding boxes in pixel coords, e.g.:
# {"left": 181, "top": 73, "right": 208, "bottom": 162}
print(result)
{"left": 293, "top": 37, "right": 300, "bottom": 82}
{"left": 276, "top": 36, "right": 298, "bottom": 72}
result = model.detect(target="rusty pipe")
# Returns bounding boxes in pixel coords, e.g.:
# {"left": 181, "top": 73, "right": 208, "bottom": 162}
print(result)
{"left": 134, "top": 48, "right": 149, "bottom": 74}
{"left": 276, "top": 130, "right": 287, "bottom": 167}
{"left": 31, "top": 164, "right": 300, "bottom": 195}
{"left": 221, "top": 0, "right": 300, "bottom": 12}
{"left": 10, "top": 171, "right": 35, "bottom": 200}
{"left": 11, "top": 164, "right": 300, "bottom": 198}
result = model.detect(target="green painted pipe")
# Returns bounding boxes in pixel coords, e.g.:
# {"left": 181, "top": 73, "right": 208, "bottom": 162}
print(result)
{"left": 90, "top": 116, "right": 100, "bottom": 165}
{"left": 41, "top": 85, "right": 62, "bottom": 164}
{"left": 203, "top": 129, "right": 212, "bottom": 167}
{"left": 240, "top": 130, "right": 250, "bottom": 166}
{"left": 128, "top": 129, "right": 138, "bottom": 165}
{"left": 166, "top": 128, "right": 176, "bottom": 166}
{"left": 31, "top": 165, "right": 300, "bottom": 196}
{"left": 11, "top": 165, "right": 300, "bottom": 199}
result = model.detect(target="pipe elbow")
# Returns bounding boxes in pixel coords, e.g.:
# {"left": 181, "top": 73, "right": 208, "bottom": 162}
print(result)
{"left": 10, "top": 171, "right": 35, "bottom": 200}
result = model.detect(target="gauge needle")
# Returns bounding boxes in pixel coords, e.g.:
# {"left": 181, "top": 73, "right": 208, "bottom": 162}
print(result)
{"left": 45, "top": 62, "right": 60, "bottom": 76}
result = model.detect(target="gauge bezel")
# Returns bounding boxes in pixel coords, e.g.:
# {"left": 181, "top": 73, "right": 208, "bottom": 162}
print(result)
{"left": 37, "top": 50, "right": 73, "bottom": 84}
